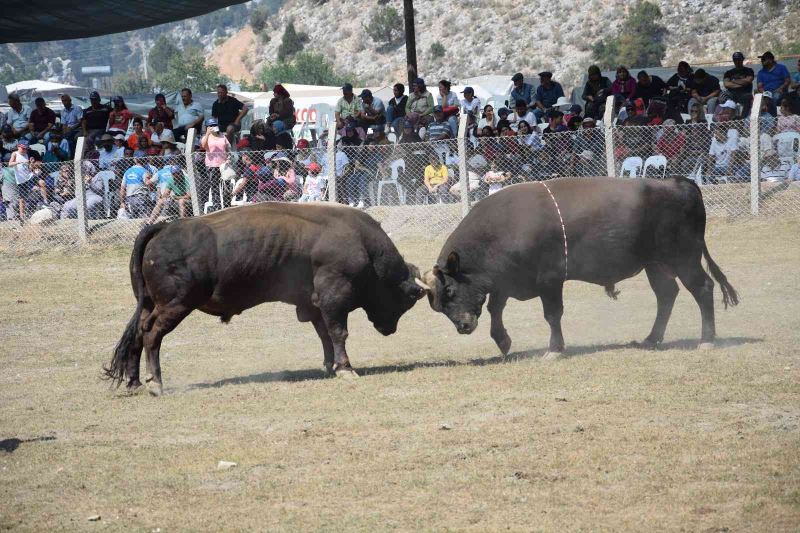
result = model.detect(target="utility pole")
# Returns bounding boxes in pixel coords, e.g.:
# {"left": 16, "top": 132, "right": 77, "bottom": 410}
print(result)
{"left": 403, "top": 0, "right": 417, "bottom": 88}
{"left": 142, "top": 42, "right": 149, "bottom": 82}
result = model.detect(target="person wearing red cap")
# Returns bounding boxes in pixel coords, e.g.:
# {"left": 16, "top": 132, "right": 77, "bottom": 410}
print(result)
{"left": 299, "top": 162, "right": 327, "bottom": 202}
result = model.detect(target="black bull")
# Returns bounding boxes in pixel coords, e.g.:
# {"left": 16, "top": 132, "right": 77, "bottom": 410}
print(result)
{"left": 418, "top": 177, "right": 739, "bottom": 358}
{"left": 105, "top": 203, "right": 426, "bottom": 394}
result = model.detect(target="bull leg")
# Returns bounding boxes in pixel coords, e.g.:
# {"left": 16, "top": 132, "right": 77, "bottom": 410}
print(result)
{"left": 313, "top": 273, "right": 358, "bottom": 378}
{"left": 312, "top": 315, "right": 335, "bottom": 375}
{"left": 143, "top": 303, "right": 191, "bottom": 396}
{"left": 322, "top": 313, "right": 358, "bottom": 378}
{"left": 640, "top": 265, "right": 680, "bottom": 348}
{"left": 125, "top": 306, "right": 152, "bottom": 392}
{"left": 539, "top": 281, "right": 566, "bottom": 360}
{"left": 488, "top": 292, "right": 511, "bottom": 356}
{"left": 677, "top": 262, "right": 716, "bottom": 347}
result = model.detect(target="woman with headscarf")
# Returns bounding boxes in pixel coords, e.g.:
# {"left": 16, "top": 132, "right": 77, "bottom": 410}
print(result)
{"left": 269, "top": 84, "right": 296, "bottom": 134}
{"left": 612, "top": 66, "right": 637, "bottom": 110}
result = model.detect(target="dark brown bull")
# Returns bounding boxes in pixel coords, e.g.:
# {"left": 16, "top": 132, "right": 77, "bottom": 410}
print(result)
{"left": 105, "top": 203, "right": 426, "bottom": 395}
{"left": 418, "top": 177, "right": 738, "bottom": 358}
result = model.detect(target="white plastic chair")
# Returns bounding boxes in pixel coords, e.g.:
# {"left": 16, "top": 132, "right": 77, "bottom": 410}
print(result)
{"left": 619, "top": 157, "right": 643, "bottom": 178}
{"left": 230, "top": 178, "right": 248, "bottom": 206}
{"left": 387, "top": 132, "right": 397, "bottom": 144}
{"left": 376, "top": 159, "right": 406, "bottom": 206}
{"left": 642, "top": 155, "right": 667, "bottom": 179}
{"left": 774, "top": 132, "right": 800, "bottom": 164}
{"left": 433, "top": 142, "right": 451, "bottom": 164}
{"left": 95, "top": 170, "right": 116, "bottom": 217}
{"left": 203, "top": 181, "right": 225, "bottom": 214}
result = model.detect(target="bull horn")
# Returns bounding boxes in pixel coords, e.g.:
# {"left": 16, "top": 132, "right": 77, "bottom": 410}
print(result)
{"left": 415, "top": 278, "right": 431, "bottom": 291}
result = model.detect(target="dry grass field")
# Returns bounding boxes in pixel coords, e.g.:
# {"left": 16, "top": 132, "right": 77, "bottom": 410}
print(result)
{"left": 1, "top": 216, "right": 799, "bottom": 531}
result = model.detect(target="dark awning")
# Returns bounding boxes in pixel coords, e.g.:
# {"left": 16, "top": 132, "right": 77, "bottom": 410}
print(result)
{"left": 1, "top": 0, "right": 248, "bottom": 43}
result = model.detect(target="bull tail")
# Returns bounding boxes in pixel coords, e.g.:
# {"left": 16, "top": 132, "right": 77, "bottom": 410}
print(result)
{"left": 103, "top": 223, "right": 165, "bottom": 387}
{"left": 703, "top": 243, "right": 739, "bottom": 309}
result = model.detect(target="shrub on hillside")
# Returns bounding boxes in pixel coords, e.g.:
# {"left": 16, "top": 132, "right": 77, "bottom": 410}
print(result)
{"left": 363, "top": 6, "right": 404, "bottom": 47}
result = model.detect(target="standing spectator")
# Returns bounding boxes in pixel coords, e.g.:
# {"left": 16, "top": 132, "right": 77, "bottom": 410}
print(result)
{"left": 212, "top": 84, "right": 248, "bottom": 142}
{"left": 757, "top": 51, "right": 791, "bottom": 107}
{"left": 61, "top": 161, "right": 105, "bottom": 219}
{"left": 335, "top": 83, "right": 361, "bottom": 129}
{"left": 59, "top": 94, "right": 83, "bottom": 155}
{"left": 723, "top": 52, "right": 755, "bottom": 117}
{"left": 510, "top": 73, "right": 534, "bottom": 111}
{"left": 200, "top": 118, "right": 231, "bottom": 212}
{"left": 268, "top": 84, "right": 296, "bottom": 133}
{"left": 509, "top": 99, "right": 536, "bottom": 130}
{"left": 666, "top": 61, "right": 695, "bottom": 116}
{"left": 28, "top": 97, "right": 57, "bottom": 143}
{"left": 612, "top": 66, "right": 637, "bottom": 109}
{"left": 173, "top": 88, "right": 205, "bottom": 141}
{"left": 689, "top": 69, "right": 722, "bottom": 116}
{"left": 533, "top": 72, "right": 565, "bottom": 124}
{"left": 582, "top": 65, "right": 612, "bottom": 120}
{"left": 107, "top": 96, "right": 135, "bottom": 136}
{"left": 357, "top": 89, "right": 386, "bottom": 133}
{"left": 405, "top": 78, "right": 435, "bottom": 128}
{"left": 426, "top": 106, "right": 452, "bottom": 141}
{"left": 460, "top": 87, "right": 481, "bottom": 116}
{"left": 634, "top": 70, "right": 667, "bottom": 108}
{"left": 5, "top": 94, "right": 31, "bottom": 139}
{"left": 146, "top": 93, "right": 175, "bottom": 133}
{"left": 127, "top": 119, "right": 150, "bottom": 150}
{"left": 81, "top": 91, "right": 111, "bottom": 146}
{"left": 147, "top": 165, "right": 191, "bottom": 223}
{"left": 7, "top": 139, "right": 33, "bottom": 222}
{"left": 386, "top": 83, "right": 408, "bottom": 134}
{"left": 417, "top": 152, "right": 449, "bottom": 204}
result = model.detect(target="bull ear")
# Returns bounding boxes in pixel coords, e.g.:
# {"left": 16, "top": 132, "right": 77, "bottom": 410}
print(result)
{"left": 445, "top": 252, "right": 460, "bottom": 274}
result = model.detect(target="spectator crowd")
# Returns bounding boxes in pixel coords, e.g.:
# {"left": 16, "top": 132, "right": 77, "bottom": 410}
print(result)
{"left": 2, "top": 50, "right": 800, "bottom": 224}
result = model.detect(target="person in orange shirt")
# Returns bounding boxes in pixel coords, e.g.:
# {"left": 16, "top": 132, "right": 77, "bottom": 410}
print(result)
{"left": 127, "top": 118, "right": 151, "bottom": 150}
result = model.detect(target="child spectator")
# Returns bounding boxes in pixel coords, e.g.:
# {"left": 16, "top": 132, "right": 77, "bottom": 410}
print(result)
{"left": 417, "top": 152, "right": 449, "bottom": 204}
{"left": 299, "top": 162, "right": 327, "bottom": 202}
{"left": 147, "top": 166, "right": 191, "bottom": 223}
{"left": 483, "top": 162, "right": 509, "bottom": 195}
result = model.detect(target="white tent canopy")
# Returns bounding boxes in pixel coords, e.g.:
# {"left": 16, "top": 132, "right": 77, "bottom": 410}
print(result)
{"left": 6, "top": 79, "right": 83, "bottom": 94}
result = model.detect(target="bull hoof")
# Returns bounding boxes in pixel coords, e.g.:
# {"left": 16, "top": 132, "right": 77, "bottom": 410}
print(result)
{"left": 698, "top": 342, "right": 715, "bottom": 351}
{"left": 324, "top": 363, "right": 336, "bottom": 376}
{"left": 631, "top": 339, "right": 660, "bottom": 350}
{"left": 122, "top": 380, "right": 143, "bottom": 396}
{"left": 542, "top": 351, "right": 566, "bottom": 361}
{"left": 495, "top": 335, "right": 512, "bottom": 356}
{"left": 335, "top": 367, "right": 360, "bottom": 380}
{"left": 146, "top": 380, "right": 163, "bottom": 397}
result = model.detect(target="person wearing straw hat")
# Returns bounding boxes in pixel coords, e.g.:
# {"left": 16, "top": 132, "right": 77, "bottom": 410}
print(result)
{"left": 158, "top": 130, "right": 179, "bottom": 156}
{"left": 97, "top": 133, "right": 121, "bottom": 170}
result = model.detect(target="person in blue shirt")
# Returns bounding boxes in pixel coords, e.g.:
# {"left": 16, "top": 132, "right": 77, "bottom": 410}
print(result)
{"left": 757, "top": 51, "right": 791, "bottom": 108}
{"left": 119, "top": 159, "right": 152, "bottom": 218}
{"left": 510, "top": 73, "right": 534, "bottom": 112}
{"left": 533, "top": 71, "right": 565, "bottom": 124}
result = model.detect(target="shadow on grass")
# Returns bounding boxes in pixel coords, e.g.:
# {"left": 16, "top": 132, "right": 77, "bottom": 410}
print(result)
{"left": 187, "top": 336, "right": 763, "bottom": 390}
{"left": 0, "top": 435, "right": 56, "bottom": 453}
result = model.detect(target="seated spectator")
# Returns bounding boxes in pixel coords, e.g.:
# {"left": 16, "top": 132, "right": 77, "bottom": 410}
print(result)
{"left": 417, "top": 153, "right": 449, "bottom": 204}
{"left": 398, "top": 120, "right": 422, "bottom": 143}
{"left": 299, "top": 162, "right": 327, "bottom": 202}
{"left": 112, "top": 134, "right": 127, "bottom": 158}
{"left": 792, "top": 58, "right": 800, "bottom": 95}
{"left": 634, "top": 70, "right": 667, "bottom": 108}
{"left": 788, "top": 154, "right": 800, "bottom": 182}
{"left": 367, "top": 129, "right": 391, "bottom": 145}
{"left": 340, "top": 123, "right": 363, "bottom": 147}
{"left": 150, "top": 121, "right": 173, "bottom": 145}
{"left": 510, "top": 73, "right": 535, "bottom": 111}
{"left": 757, "top": 51, "right": 791, "bottom": 107}
{"left": 497, "top": 107, "right": 511, "bottom": 125}
{"left": 158, "top": 131, "right": 179, "bottom": 157}
{"left": 256, "top": 156, "right": 297, "bottom": 202}
{"left": 1, "top": 125, "right": 19, "bottom": 162}
{"left": 268, "top": 84, "right": 296, "bottom": 132}
{"left": 147, "top": 94, "right": 174, "bottom": 133}
{"left": 405, "top": 78, "right": 435, "bottom": 128}
{"left": 43, "top": 129, "right": 70, "bottom": 163}
{"left": 707, "top": 126, "right": 738, "bottom": 182}
{"left": 478, "top": 105, "right": 497, "bottom": 129}
{"left": 612, "top": 66, "right": 637, "bottom": 109}
{"left": 357, "top": 89, "right": 387, "bottom": 133}
{"left": 52, "top": 163, "right": 74, "bottom": 206}
{"left": 460, "top": 86, "right": 481, "bottom": 117}
{"left": 582, "top": 65, "right": 612, "bottom": 119}
{"left": 777, "top": 98, "right": 800, "bottom": 133}
{"left": 173, "top": 88, "right": 205, "bottom": 140}
{"left": 28, "top": 97, "right": 57, "bottom": 143}
{"left": 81, "top": 91, "right": 111, "bottom": 146}
{"left": 229, "top": 150, "right": 262, "bottom": 201}
{"left": 386, "top": 83, "right": 408, "bottom": 133}
{"left": 723, "top": 52, "right": 755, "bottom": 117}
{"left": 107, "top": 96, "right": 136, "bottom": 136}
{"left": 133, "top": 135, "right": 150, "bottom": 157}
{"left": 543, "top": 110, "right": 567, "bottom": 134}
{"left": 483, "top": 162, "right": 510, "bottom": 195}
{"left": 60, "top": 94, "right": 83, "bottom": 154}
{"left": 335, "top": 83, "right": 361, "bottom": 129}
{"left": 147, "top": 165, "right": 191, "bottom": 223}
{"left": 563, "top": 104, "right": 583, "bottom": 126}
{"left": 61, "top": 161, "right": 105, "bottom": 219}
{"left": 5, "top": 93, "right": 31, "bottom": 139}
{"left": 715, "top": 100, "right": 738, "bottom": 122}
{"left": 666, "top": 61, "right": 695, "bottom": 115}
{"left": 654, "top": 119, "right": 686, "bottom": 165}
{"left": 509, "top": 100, "right": 536, "bottom": 130}
{"left": 689, "top": 69, "right": 721, "bottom": 116}
{"left": 533, "top": 71, "right": 565, "bottom": 123}
{"left": 127, "top": 119, "right": 151, "bottom": 150}
{"left": 567, "top": 115, "right": 583, "bottom": 131}
{"left": 120, "top": 158, "right": 153, "bottom": 218}
{"left": 436, "top": 80, "right": 460, "bottom": 136}
{"left": 572, "top": 117, "right": 603, "bottom": 176}
{"left": 426, "top": 106, "right": 452, "bottom": 141}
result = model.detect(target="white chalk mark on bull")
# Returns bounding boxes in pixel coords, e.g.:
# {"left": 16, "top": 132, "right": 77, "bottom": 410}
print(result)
{"left": 539, "top": 181, "right": 568, "bottom": 281}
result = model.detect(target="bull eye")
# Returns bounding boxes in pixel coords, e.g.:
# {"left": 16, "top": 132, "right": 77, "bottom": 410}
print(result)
{"left": 445, "top": 285, "right": 456, "bottom": 298}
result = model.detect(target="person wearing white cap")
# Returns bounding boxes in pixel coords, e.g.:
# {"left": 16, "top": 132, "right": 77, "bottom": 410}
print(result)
{"left": 715, "top": 99, "right": 738, "bottom": 122}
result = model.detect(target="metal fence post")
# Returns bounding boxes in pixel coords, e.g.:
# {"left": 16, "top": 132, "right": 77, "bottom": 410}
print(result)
{"left": 72, "top": 136, "right": 88, "bottom": 243}
{"left": 603, "top": 94, "right": 616, "bottom": 177}
{"left": 457, "top": 112, "right": 470, "bottom": 218}
{"left": 326, "top": 119, "right": 337, "bottom": 203}
{"left": 184, "top": 128, "right": 201, "bottom": 216}
{"left": 749, "top": 93, "right": 763, "bottom": 215}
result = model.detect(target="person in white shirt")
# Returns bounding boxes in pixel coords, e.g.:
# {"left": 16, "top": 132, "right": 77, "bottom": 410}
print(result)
{"left": 437, "top": 79, "right": 460, "bottom": 137}
{"left": 173, "top": 87, "right": 205, "bottom": 141}
{"left": 5, "top": 94, "right": 31, "bottom": 139}
{"left": 707, "top": 126, "right": 738, "bottom": 181}
{"left": 460, "top": 86, "right": 482, "bottom": 116}
{"left": 508, "top": 99, "right": 537, "bottom": 130}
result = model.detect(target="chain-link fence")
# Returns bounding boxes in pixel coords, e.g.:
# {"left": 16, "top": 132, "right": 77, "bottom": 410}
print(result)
{"left": 1, "top": 95, "right": 799, "bottom": 255}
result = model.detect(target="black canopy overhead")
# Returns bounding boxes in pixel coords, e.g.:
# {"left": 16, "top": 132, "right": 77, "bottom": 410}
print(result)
{"left": 1, "top": 0, "right": 248, "bottom": 43}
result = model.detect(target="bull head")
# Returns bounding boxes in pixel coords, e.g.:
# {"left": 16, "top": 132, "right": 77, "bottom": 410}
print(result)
{"left": 415, "top": 252, "right": 460, "bottom": 312}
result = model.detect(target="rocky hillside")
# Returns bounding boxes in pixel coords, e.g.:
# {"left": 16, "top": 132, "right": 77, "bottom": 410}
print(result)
{"left": 217, "top": 0, "right": 800, "bottom": 91}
